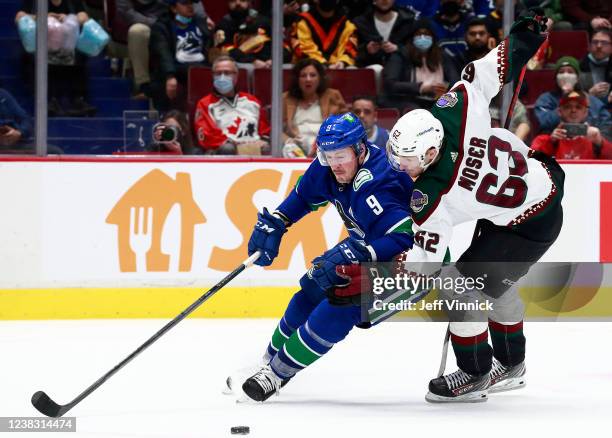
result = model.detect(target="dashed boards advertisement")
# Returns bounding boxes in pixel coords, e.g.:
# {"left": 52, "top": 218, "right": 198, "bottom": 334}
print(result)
{"left": 0, "top": 160, "right": 610, "bottom": 319}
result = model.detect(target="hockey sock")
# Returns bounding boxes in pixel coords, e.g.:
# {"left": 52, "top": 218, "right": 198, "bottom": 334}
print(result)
{"left": 265, "top": 290, "right": 320, "bottom": 361}
{"left": 489, "top": 320, "right": 526, "bottom": 366}
{"left": 451, "top": 330, "right": 493, "bottom": 376}
{"left": 270, "top": 301, "right": 361, "bottom": 379}
{"left": 265, "top": 317, "right": 296, "bottom": 361}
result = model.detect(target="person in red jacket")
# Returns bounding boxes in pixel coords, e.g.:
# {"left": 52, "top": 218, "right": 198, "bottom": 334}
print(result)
{"left": 193, "top": 55, "right": 271, "bottom": 154}
{"left": 531, "top": 90, "right": 612, "bottom": 159}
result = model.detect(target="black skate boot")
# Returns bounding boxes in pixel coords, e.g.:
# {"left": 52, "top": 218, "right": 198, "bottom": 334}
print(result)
{"left": 242, "top": 365, "right": 288, "bottom": 402}
{"left": 223, "top": 359, "right": 267, "bottom": 395}
{"left": 426, "top": 369, "right": 490, "bottom": 403}
{"left": 489, "top": 358, "right": 526, "bottom": 393}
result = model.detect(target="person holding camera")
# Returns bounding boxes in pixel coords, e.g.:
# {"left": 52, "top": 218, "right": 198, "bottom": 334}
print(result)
{"left": 146, "top": 110, "right": 193, "bottom": 154}
{"left": 531, "top": 91, "right": 612, "bottom": 159}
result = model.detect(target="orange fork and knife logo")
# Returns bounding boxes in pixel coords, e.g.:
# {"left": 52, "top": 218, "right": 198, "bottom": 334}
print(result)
{"left": 106, "top": 169, "right": 206, "bottom": 272}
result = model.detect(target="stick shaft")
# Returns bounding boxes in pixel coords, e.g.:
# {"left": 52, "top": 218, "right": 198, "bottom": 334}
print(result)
{"left": 504, "top": 65, "right": 527, "bottom": 130}
{"left": 38, "top": 252, "right": 260, "bottom": 416}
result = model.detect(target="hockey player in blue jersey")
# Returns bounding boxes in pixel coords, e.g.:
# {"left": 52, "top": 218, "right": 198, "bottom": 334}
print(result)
{"left": 235, "top": 113, "right": 414, "bottom": 402}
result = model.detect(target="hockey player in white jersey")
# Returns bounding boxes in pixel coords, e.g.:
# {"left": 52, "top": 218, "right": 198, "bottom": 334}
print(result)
{"left": 385, "top": 10, "right": 564, "bottom": 402}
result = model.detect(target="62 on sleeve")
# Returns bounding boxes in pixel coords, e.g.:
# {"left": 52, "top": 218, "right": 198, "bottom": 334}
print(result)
{"left": 415, "top": 231, "right": 439, "bottom": 253}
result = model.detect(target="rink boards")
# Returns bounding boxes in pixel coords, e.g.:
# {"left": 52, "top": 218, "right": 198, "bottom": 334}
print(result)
{"left": 0, "top": 157, "right": 611, "bottom": 319}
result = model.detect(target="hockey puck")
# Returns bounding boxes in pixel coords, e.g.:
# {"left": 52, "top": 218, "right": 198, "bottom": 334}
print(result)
{"left": 231, "top": 426, "right": 250, "bottom": 435}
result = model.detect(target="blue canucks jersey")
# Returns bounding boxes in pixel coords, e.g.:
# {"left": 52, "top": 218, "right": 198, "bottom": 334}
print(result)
{"left": 277, "top": 143, "right": 415, "bottom": 261}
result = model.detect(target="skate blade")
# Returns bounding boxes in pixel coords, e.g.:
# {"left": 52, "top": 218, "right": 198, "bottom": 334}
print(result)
{"left": 425, "top": 390, "right": 488, "bottom": 403}
{"left": 489, "top": 378, "right": 527, "bottom": 394}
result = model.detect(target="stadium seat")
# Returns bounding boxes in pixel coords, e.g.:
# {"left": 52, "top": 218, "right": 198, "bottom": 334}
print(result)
{"left": 104, "top": 0, "right": 130, "bottom": 44}
{"left": 326, "top": 69, "right": 376, "bottom": 103}
{"left": 252, "top": 68, "right": 293, "bottom": 106}
{"left": 522, "top": 69, "right": 556, "bottom": 106}
{"left": 187, "top": 66, "right": 250, "bottom": 105}
{"left": 548, "top": 31, "right": 589, "bottom": 63}
{"left": 376, "top": 108, "right": 400, "bottom": 131}
{"left": 203, "top": 0, "right": 229, "bottom": 24}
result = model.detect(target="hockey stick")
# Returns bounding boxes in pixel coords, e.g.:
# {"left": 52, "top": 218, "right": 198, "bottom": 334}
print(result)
{"left": 31, "top": 251, "right": 261, "bottom": 418}
{"left": 504, "top": 64, "right": 527, "bottom": 130}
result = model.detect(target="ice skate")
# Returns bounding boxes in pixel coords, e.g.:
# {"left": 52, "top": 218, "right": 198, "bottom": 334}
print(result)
{"left": 489, "top": 358, "right": 526, "bottom": 393}
{"left": 223, "top": 359, "right": 267, "bottom": 395}
{"left": 242, "top": 365, "right": 288, "bottom": 402}
{"left": 426, "top": 369, "right": 490, "bottom": 403}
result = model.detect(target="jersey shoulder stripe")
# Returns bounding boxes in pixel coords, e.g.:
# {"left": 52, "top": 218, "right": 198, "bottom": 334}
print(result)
{"left": 412, "top": 84, "right": 469, "bottom": 225}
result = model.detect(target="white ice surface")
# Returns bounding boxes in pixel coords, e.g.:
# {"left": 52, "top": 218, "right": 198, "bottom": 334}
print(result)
{"left": 2, "top": 319, "right": 611, "bottom": 438}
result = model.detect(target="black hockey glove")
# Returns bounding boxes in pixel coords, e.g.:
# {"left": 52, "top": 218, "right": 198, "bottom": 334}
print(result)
{"left": 510, "top": 8, "right": 548, "bottom": 35}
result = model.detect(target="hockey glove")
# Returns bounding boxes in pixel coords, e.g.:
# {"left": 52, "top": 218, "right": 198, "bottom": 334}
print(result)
{"left": 327, "top": 263, "right": 397, "bottom": 306}
{"left": 309, "top": 238, "right": 373, "bottom": 292}
{"left": 510, "top": 8, "right": 548, "bottom": 35}
{"left": 247, "top": 207, "right": 288, "bottom": 267}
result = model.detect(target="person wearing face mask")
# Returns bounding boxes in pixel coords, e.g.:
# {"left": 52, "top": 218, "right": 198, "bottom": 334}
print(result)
{"left": 193, "top": 56, "right": 271, "bottom": 155}
{"left": 212, "top": 0, "right": 273, "bottom": 68}
{"left": 580, "top": 29, "right": 612, "bottom": 108}
{"left": 290, "top": 0, "right": 359, "bottom": 68}
{"left": 534, "top": 56, "right": 612, "bottom": 133}
{"left": 149, "top": 0, "right": 210, "bottom": 112}
{"left": 381, "top": 18, "right": 459, "bottom": 110}
{"left": 352, "top": 0, "right": 415, "bottom": 68}
{"left": 430, "top": 0, "right": 474, "bottom": 56}
{"left": 117, "top": 0, "right": 210, "bottom": 97}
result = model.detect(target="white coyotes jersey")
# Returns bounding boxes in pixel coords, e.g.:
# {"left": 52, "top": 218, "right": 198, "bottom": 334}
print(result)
{"left": 402, "top": 40, "right": 558, "bottom": 264}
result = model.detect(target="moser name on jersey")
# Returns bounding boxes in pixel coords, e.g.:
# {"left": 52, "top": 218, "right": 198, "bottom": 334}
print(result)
{"left": 458, "top": 137, "right": 486, "bottom": 192}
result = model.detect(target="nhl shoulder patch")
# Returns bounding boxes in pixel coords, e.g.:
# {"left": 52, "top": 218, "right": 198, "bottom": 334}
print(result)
{"left": 353, "top": 168, "right": 373, "bottom": 191}
{"left": 410, "top": 189, "right": 429, "bottom": 213}
{"left": 435, "top": 92, "right": 458, "bottom": 108}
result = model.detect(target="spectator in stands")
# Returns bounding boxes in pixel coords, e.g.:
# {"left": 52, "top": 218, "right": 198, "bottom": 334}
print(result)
{"left": 212, "top": 0, "right": 274, "bottom": 67}
{"left": 454, "top": 17, "right": 495, "bottom": 72}
{"left": 430, "top": 0, "right": 474, "bottom": 55}
{"left": 16, "top": 0, "right": 96, "bottom": 117}
{"left": 147, "top": 110, "right": 193, "bottom": 154}
{"left": 532, "top": 91, "right": 612, "bottom": 159}
{"left": 560, "top": 0, "right": 611, "bottom": 30}
{"left": 0, "top": 88, "right": 33, "bottom": 151}
{"left": 353, "top": 0, "right": 415, "bottom": 68}
{"left": 580, "top": 28, "right": 612, "bottom": 107}
{"left": 290, "top": 0, "right": 358, "bottom": 68}
{"left": 534, "top": 56, "right": 612, "bottom": 133}
{"left": 193, "top": 56, "right": 270, "bottom": 155}
{"left": 149, "top": 0, "right": 210, "bottom": 112}
{"left": 282, "top": 58, "right": 348, "bottom": 156}
{"left": 351, "top": 95, "right": 389, "bottom": 148}
{"left": 119, "top": 0, "right": 169, "bottom": 97}
{"left": 381, "top": 19, "right": 459, "bottom": 110}
{"left": 489, "top": 97, "right": 531, "bottom": 141}
{"left": 395, "top": 0, "right": 438, "bottom": 18}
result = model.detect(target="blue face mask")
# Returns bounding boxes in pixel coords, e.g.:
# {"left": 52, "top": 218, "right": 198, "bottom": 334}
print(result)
{"left": 413, "top": 35, "right": 433, "bottom": 52}
{"left": 175, "top": 14, "right": 192, "bottom": 25}
{"left": 214, "top": 74, "right": 235, "bottom": 94}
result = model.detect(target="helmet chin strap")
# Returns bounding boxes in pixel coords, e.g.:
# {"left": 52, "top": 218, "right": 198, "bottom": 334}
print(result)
{"left": 419, "top": 148, "right": 440, "bottom": 172}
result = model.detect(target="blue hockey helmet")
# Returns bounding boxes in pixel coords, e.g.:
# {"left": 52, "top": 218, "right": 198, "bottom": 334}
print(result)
{"left": 316, "top": 112, "right": 367, "bottom": 166}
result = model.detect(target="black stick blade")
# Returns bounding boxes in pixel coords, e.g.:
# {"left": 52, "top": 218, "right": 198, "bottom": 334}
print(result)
{"left": 31, "top": 391, "right": 69, "bottom": 418}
